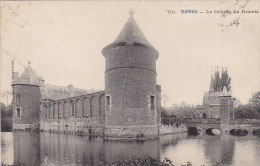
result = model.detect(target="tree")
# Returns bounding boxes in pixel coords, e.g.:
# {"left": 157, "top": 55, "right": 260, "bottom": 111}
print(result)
{"left": 213, "top": 67, "right": 231, "bottom": 92}
{"left": 249, "top": 92, "right": 260, "bottom": 106}
{"left": 235, "top": 105, "right": 260, "bottom": 119}
{"left": 1, "top": 102, "right": 13, "bottom": 131}
{"left": 1, "top": 102, "right": 6, "bottom": 112}
{"left": 213, "top": 69, "right": 221, "bottom": 92}
{"left": 221, "top": 68, "right": 231, "bottom": 92}
{"left": 235, "top": 92, "right": 260, "bottom": 119}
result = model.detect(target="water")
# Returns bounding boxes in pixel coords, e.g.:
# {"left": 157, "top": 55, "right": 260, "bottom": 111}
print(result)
{"left": 1, "top": 131, "right": 260, "bottom": 166}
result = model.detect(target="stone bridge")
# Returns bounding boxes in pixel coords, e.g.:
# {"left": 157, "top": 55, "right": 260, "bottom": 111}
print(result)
{"left": 185, "top": 118, "right": 220, "bottom": 131}
{"left": 185, "top": 118, "right": 260, "bottom": 133}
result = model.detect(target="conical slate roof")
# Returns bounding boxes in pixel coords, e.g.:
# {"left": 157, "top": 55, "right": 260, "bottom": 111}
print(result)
{"left": 102, "top": 10, "right": 159, "bottom": 59}
{"left": 15, "top": 62, "right": 42, "bottom": 86}
{"left": 113, "top": 10, "right": 152, "bottom": 47}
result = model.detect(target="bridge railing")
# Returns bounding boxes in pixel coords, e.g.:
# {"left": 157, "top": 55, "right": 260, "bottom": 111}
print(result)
{"left": 230, "top": 118, "right": 260, "bottom": 124}
{"left": 161, "top": 117, "right": 184, "bottom": 127}
{"left": 184, "top": 118, "right": 220, "bottom": 124}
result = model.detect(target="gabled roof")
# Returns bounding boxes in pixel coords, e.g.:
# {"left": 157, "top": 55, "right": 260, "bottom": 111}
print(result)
{"left": 15, "top": 62, "right": 42, "bottom": 86}
{"left": 40, "top": 84, "right": 89, "bottom": 100}
{"left": 40, "top": 84, "right": 99, "bottom": 101}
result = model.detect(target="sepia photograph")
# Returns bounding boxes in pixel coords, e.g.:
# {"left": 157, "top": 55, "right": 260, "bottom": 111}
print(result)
{"left": 1, "top": 0, "right": 260, "bottom": 165}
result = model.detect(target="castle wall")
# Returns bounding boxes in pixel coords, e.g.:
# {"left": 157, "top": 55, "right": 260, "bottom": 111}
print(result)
{"left": 156, "top": 85, "right": 162, "bottom": 128}
{"left": 160, "top": 124, "right": 187, "bottom": 135}
{"left": 12, "top": 84, "right": 40, "bottom": 130}
{"left": 40, "top": 91, "right": 105, "bottom": 135}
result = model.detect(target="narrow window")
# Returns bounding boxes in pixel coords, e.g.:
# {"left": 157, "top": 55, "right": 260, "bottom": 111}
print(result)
{"left": 52, "top": 104, "right": 55, "bottom": 119}
{"left": 106, "top": 96, "right": 110, "bottom": 111}
{"left": 45, "top": 105, "right": 48, "bottom": 118}
{"left": 71, "top": 101, "right": 74, "bottom": 117}
{"left": 49, "top": 104, "right": 51, "bottom": 119}
{"left": 16, "top": 108, "right": 21, "bottom": 118}
{"left": 150, "top": 95, "right": 155, "bottom": 111}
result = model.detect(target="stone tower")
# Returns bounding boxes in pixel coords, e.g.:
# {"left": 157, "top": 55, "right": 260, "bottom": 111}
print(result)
{"left": 102, "top": 10, "right": 160, "bottom": 139}
{"left": 12, "top": 62, "right": 42, "bottom": 130}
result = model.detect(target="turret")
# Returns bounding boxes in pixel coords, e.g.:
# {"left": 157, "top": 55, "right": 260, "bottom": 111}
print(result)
{"left": 102, "top": 10, "right": 160, "bottom": 139}
{"left": 12, "top": 62, "right": 41, "bottom": 130}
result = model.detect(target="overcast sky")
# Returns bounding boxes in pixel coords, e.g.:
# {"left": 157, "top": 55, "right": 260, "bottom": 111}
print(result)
{"left": 1, "top": 0, "right": 260, "bottom": 106}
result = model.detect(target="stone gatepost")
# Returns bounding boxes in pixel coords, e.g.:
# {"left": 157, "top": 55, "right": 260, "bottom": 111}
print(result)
{"left": 219, "top": 94, "right": 232, "bottom": 132}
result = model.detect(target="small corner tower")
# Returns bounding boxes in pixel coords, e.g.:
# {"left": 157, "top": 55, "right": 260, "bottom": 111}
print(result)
{"left": 102, "top": 10, "right": 160, "bottom": 139}
{"left": 12, "top": 62, "right": 42, "bottom": 130}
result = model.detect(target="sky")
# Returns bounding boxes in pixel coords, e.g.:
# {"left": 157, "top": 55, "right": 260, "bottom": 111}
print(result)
{"left": 1, "top": 0, "right": 260, "bottom": 106}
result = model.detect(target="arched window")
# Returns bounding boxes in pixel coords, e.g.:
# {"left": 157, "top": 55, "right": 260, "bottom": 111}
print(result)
{"left": 58, "top": 102, "right": 62, "bottom": 119}
{"left": 99, "top": 94, "right": 105, "bottom": 117}
{"left": 91, "top": 96, "right": 97, "bottom": 117}
{"left": 75, "top": 98, "right": 82, "bottom": 118}
{"left": 70, "top": 100, "right": 74, "bottom": 117}
{"left": 83, "top": 97, "right": 90, "bottom": 117}
{"left": 48, "top": 104, "right": 51, "bottom": 119}
{"left": 202, "top": 113, "right": 207, "bottom": 119}
{"left": 45, "top": 105, "right": 48, "bottom": 118}
{"left": 54, "top": 103, "right": 58, "bottom": 119}
{"left": 64, "top": 101, "right": 69, "bottom": 118}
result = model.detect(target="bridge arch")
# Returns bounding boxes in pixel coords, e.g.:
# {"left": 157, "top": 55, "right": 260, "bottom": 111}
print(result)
{"left": 253, "top": 128, "right": 260, "bottom": 136}
{"left": 229, "top": 129, "right": 248, "bottom": 136}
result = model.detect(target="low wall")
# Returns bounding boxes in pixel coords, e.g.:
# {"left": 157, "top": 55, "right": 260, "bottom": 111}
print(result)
{"left": 40, "top": 117, "right": 103, "bottom": 136}
{"left": 104, "top": 125, "right": 159, "bottom": 140}
{"left": 13, "top": 124, "right": 39, "bottom": 131}
{"left": 159, "top": 124, "right": 187, "bottom": 135}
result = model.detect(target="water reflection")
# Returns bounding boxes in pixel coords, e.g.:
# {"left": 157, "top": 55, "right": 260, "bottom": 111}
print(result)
{"left": 203, "top": 134, "right": 235, "bottom": 165}
{"left": 1, "top": 132, "right": 14, "bottom": 165}
{"left": 1, "top": 131, "right": 260, "bottom": 166}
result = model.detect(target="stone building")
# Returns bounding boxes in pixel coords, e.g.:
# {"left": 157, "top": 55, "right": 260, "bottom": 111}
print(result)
{"left": 12, "top": 11, "right": 162, "bottom": 139}
{"left": 196, "top": 75, "right": 235, "bottom": 119}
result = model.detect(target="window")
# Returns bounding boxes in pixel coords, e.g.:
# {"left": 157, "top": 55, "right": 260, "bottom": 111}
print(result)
{"left": 49, "top": 104, "right": 51, "bottom": 119}
{"left": 106, "top": 96, "right": 110, "bottom": 106}
{"left": 106, "top": 95, "right": 111, "bottom": 111}
{"left": 45, "top": 105, "right": 48, "bottom": 118}
{"left": 150, "top": 95, "right": 155, "bottom": 111}
{"left": 71, "top": 101, "right": 74, "bottom": 117}
{"left": 16, "top": 107, "right": 21, "bottom": 119}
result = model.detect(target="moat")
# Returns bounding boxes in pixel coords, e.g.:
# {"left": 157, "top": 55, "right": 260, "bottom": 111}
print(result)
{"left": 1, "top": 131, "right": 260, "bottom": 166}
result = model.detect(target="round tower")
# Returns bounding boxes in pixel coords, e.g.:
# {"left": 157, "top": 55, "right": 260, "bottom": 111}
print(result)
{"left": 12, "top": 62, "right": 41, "bottom": 130}
{"left": 102, "top": 10, "right": 159, "bottom": 139}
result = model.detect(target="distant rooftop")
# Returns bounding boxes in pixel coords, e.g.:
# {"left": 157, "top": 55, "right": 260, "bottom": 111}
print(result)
{"left": 13, "top": 62, "right": 101, "bottom": 100}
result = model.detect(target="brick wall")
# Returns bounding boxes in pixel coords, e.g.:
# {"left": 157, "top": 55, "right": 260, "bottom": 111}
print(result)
{"left": 40, "top": 91, "right": 105, "bottom": 135}
{"left": 12, "top": 84, "right": 40, "bottom": 129}
{"left": 103, "top": 45, "right": 159, "bottom": 138}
